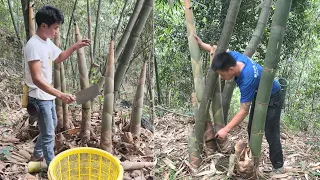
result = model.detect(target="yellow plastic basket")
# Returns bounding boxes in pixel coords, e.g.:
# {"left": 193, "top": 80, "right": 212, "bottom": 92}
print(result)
{"left": 48, "top": 147, "right": 123, "bottom": 180}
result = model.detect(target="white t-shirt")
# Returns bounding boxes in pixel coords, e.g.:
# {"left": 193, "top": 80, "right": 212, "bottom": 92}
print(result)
{"left": 24, "top": 34, "right": 62, "bottom": 100}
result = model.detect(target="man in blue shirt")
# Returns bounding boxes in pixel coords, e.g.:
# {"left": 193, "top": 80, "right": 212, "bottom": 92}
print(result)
{"left": 194, "top": 35, "right": 284, "bottom": 171}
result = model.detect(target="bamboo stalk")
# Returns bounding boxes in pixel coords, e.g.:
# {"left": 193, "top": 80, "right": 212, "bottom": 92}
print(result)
{"left": 195, "top": 0, "right": 242, "bottom": 151}
{"left": 184, "top": 0, "right": 205, "bottom": 106}
{"left": 8, "top": 0, "right": 23, "bottom": 46}
{"left": 222, "top": 0, "right": 272, "bottom": 124}
{"left": 54, "top": 32, "right": 63, "bottom": 132}
{"left": 114, "top": 0, "right": 154, "bottom": 101}
{"left": 21, "top": 0, "right": 30, "bottom": 41}
{"left": 249, "top": 0, "right": 292, "bottom": 166}
{"left": 115, "top": 0, "right": 145, "bottom": 60}
{"left": 100, "top": 38, "right": 115, "bottom": 153}
{"left": 130, "top": 61, "right": 147, "bottom": 136}
{"left": 93, "top": 0, "right": 102, "bottom": 57}
{"left": 28, "top": 1, "right": 35, "bottom": 37}
{"left": 74, "top": 22, "right": 91, "bottom": 142}
{"left": 87, "top": 0, "right": 95, "bottom": 79}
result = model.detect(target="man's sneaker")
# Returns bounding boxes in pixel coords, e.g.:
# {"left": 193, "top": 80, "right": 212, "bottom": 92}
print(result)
{"left": 30, "top": 155, "right": 44, "bottom": 161}
{"left": 273, "top": 167, "right": 284, "bottom": 174}
{"left": 269, "top": 166, "right": 285, "bottom": 177}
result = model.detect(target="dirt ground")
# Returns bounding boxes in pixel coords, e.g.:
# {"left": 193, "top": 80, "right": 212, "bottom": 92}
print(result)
{"left": 154, "top": 113, "right": 320, "bottom": 180}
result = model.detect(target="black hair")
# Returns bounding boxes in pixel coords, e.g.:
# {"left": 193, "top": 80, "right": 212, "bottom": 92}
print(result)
{"left": 211, "top": 52, "right": 236, "bottom": 71}
{"left": 35, "top": 6, "right": 64, "bottom": 27}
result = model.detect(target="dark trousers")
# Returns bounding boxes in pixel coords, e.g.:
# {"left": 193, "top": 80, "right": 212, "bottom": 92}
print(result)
{"left": 248, "top": 90, "right": 284, "bottom": 169}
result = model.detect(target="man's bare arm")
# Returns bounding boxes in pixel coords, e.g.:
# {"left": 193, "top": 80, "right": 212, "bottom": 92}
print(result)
{"left": 29, "top": 60, "right": 62, "bottom": 98}
{"left": 54, "top": 39, "right": 91, "bottom": 64}
{"left": 54, "top": 45, "right": 77, "bottom": 64}
{"left": 224, "top": 101, "right": 251, "bottom": 131}
{"left": 28, "top": 61, "right": 75, "bottom": 103}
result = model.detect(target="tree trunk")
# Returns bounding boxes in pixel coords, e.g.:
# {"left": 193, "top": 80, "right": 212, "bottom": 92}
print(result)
{"left": 100, "top": 39, "right": 115, "bottom": 153}
{"left": 21, "top": 0, "right": 30, "bottom": 41}
{"left": 60, "top": 62, "right": 73, "bottom": 130}
{"left": 98, "top": 0, "right": 130, "bottom": 89}
{"left": 154, "top": 56, "right": 161, "bottom": 104}
{"left": 249, "top": 0, "right": 291, "bottom": 167}
{"left": 87, "top": 0, "right": 95, "bottom": 79}
{"left": 149, "top": 17, "right": 156, "bottom": 122}
{"left": 28, "top": 1, "right": 35, "bottom": 38}
{"left": 93, "top": 0, "right": 102, "bottom": 58}
{"left": 130, "top": 61, "right": 147, "bottom": 136}
{"left": 115, "top": 0, "right": 145, "bottom": 60}
{"left": 64, "top": 0, "right": 78, "bottom": 50}
{"left": 74, "top": 22, "right": 91, "bottom": 142}
{"left": 114, "top": 0, "right": 129, "bottom": 39}
{"left": 244, "top": 0, "right": 272, "bottom": 57}
{"left": 114, "top": 0, "right": 154, "bottom": 101}
{"left": 222, "top": 0, "right": 272, "bottom": 124}
{"left": 8, "top": 0, "right": 23, "bottom": 46}
{"left": 98, "top": 0, "right": 145, "bottom": 91}
{"left": 188, "top": 93, "right": 202, "bottom": 168}
{"left": 184, "top": 0, "right": 205, "bottom": 106}
{"left": 195, "top": 0, "right": 241, "bottom": 151}
{"left": 54, "top": 33, "right": 63, "bottom": 133}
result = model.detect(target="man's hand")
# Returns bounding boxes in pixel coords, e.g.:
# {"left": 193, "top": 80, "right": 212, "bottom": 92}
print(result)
{"left": 193, "top": 35, "right": 204, "bottom": 45}
{"left": 58, "top": 93, "right": 76, "bottom": 104}
{"left": 193, "top": 35, "right": 212, "bottom": 52}
{"left": 74, "top": 39, "right": 91, "bottom": 49}
{"left": 215, "top": 127, "right": 230, "bottom": 139}
{"left": 55, "top": 39, "right": 92, "bottom": 64}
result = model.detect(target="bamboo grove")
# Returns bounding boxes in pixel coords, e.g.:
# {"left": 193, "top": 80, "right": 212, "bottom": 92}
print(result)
{"left": 18, "top": 0, "right": 155, "bottom": 153}
{"left": 183, "top": 0, "right": 292, "bottom": 177}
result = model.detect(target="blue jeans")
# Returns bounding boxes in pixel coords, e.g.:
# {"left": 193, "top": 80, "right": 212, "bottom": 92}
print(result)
{"left": 29, "top": 97, "right": 57, "bottom": 166}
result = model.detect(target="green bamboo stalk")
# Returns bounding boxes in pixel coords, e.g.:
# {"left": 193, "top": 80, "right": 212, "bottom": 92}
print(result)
{"left": 93, "top": 0, "right": 102, "bottom": 57}
{"left": 60, "top": 62, "right": 72, "bottom": 130}
{"left": 8, "top": 0, "right": 23, "bottom": 46}
{"left": 115, "top": 0, "right": 145, "bottom": 60}
{"left": 54, "top": 33, "right": 63, "bottom": 132}
{"left": 222, "top": 0, "right": 272, "bottom": 124}
{"left": 98, "top": 0, "right": 133, "bottom": 90}
{"left": 211, "top": 78, "right": 224, "bottom": 130}
{"left": 114, "top": 0, "right": 129, "bottom": 40}
{"left": 28, "top": 1, "right": 35, "bottom": 37}
{"left": 21, "top": 0, "right": 30, "bottom": 41}
{"left": 74, "top": 22, "right": 91, "bottom": 141}
{"left": 189, "top": 93, "right": 202, "bottom": 168}
{"left": 100, "top": 39, "right": 115, "bottom": 153}
{"left": 249, "top": 0, "right": 292, "bottom": 166}
{"left": 64, "top": 0, "right": 78, "bottom": 50}
{"left": 130, "top": 61, "right": 147, "bottom": 136}
{"left": 154, "top": 56, "right": 161, "bottom": 104}
{"left": 114, "top": 0, "right": 154, "bottom": 101}
{"left": 244, "top": 0, "right": 272, "bottom": 57}
{"left": 87, "top": 0, "right": 95, "bottom": 79}
{"left": 184, "top": 0, "right": 205, "bottom": 106}
{"left": 188, "top": 124, "right": 202, "bottom": 169}
{"left": 195, "top": 0, "right": 241, "bottom": 151}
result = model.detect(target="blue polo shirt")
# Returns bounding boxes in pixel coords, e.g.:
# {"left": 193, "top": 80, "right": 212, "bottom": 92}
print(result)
{"left": 228, "top": 51, "right": 280, "bottom": 103}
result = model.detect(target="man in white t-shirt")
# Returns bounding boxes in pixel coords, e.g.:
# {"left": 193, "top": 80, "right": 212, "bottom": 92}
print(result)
{"left": 24, "top": 6, "right": 90, "bottom": 166}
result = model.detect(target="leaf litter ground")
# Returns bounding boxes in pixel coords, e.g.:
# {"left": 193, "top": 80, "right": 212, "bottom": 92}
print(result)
{"left": 154, "top": 112, "right": 320, "bottom": 180}
{"left": 0, "top": 103, "right": 154, "bottom": 180}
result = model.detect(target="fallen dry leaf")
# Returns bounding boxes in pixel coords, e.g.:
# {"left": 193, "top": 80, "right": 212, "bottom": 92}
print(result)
{"left": 0, "top": 160, "right": 5, "bottom": 171}
{"left": 162, "top": 170, "right": 170, "bottom": 180}
{"left": 271, "top": 173, "right": 288, "bottom": 179}
{"left": 163, "top": 157, "right": 176, "bottom": 170}
{"left": 1, "top": 136, "right": 19, "bottom": 143}
{"left": 25, "top": 173, "right": 37, "bottom": 180}
{"left": 123, "top": 132, "right": 133, "bottom": 143}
